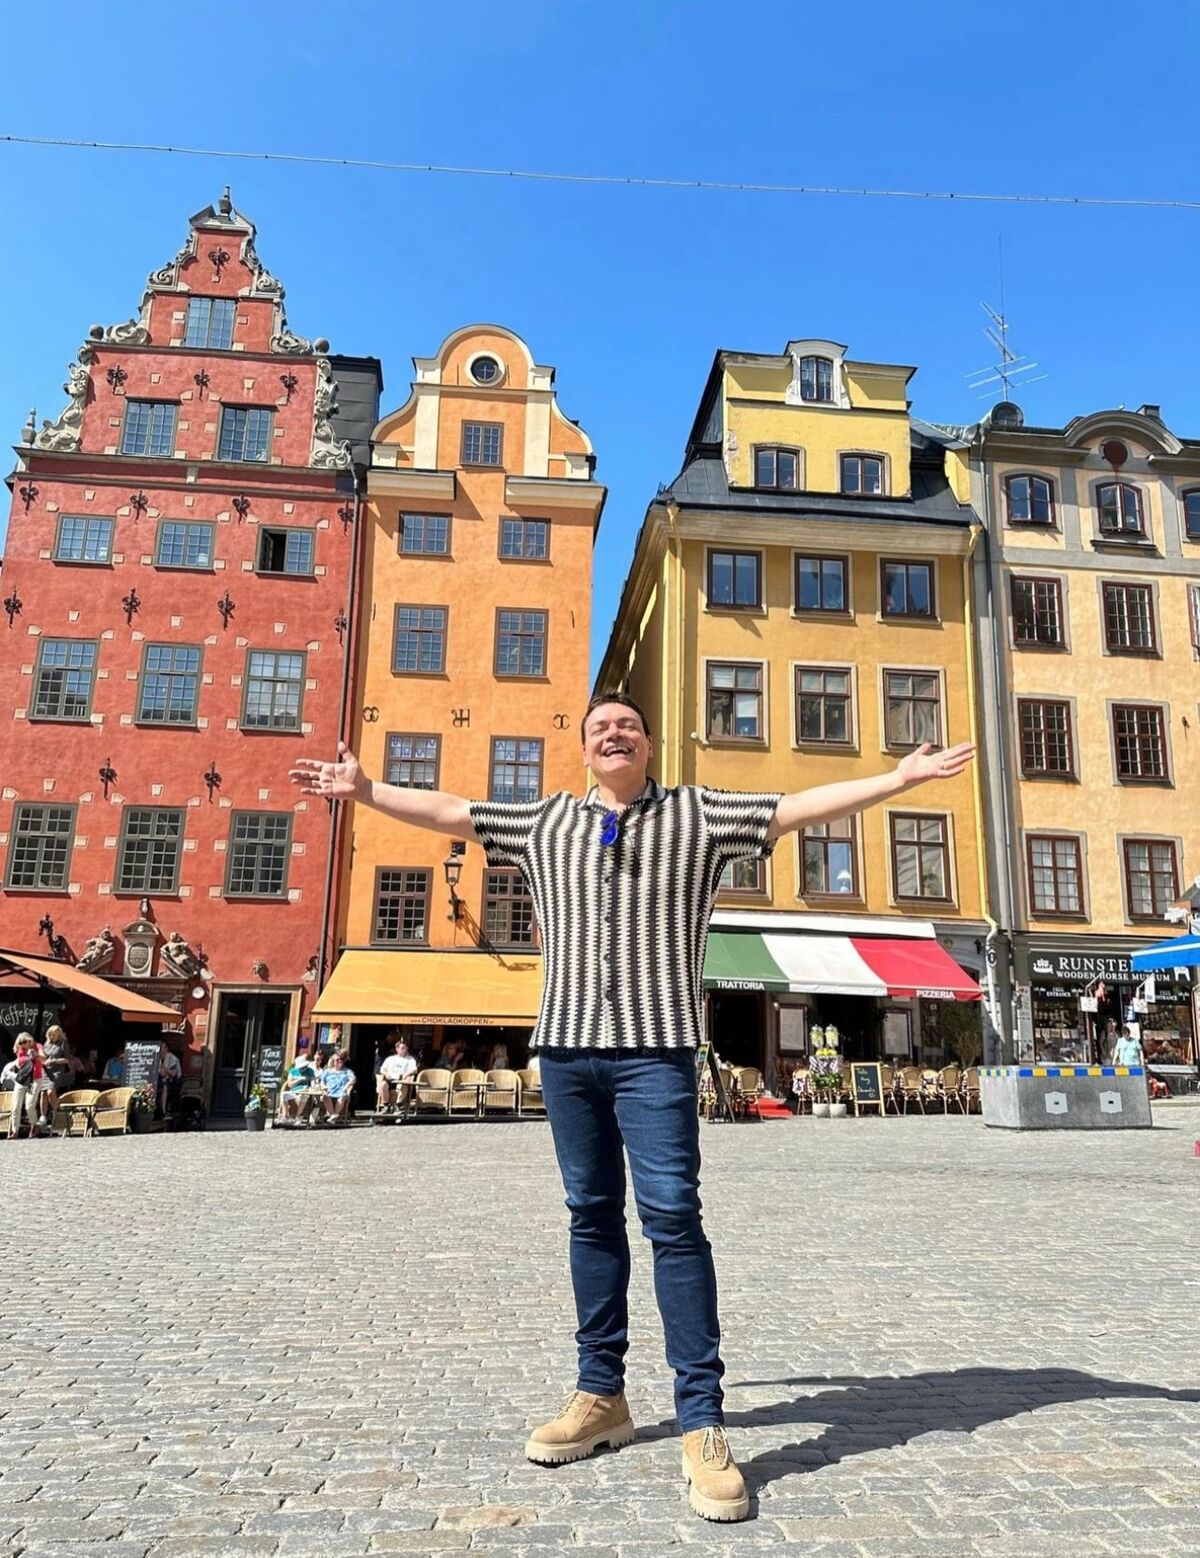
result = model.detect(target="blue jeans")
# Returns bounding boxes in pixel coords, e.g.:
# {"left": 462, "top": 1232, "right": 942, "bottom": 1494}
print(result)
{"left": 539, "top": 1048, "right": 723, "bottom": 1431}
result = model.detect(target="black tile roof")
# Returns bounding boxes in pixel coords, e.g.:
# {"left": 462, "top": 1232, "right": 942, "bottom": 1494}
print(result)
{"left": 664, "top": 449, "right": 973, "bottom": 528}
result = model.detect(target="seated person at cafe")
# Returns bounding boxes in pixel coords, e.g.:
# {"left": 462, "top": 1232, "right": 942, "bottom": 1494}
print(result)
{"left": 280, "top": 1045, "right": 319, "bottom": 1121}
{"left": 102, "top": 1045, "right": 127, "bottom": 1085}
{"left": 376, "top": 1039, "right": 418, "bottom": 1112}
{"left": 317, "top": 1051, "right": 356, "bottom": 1122}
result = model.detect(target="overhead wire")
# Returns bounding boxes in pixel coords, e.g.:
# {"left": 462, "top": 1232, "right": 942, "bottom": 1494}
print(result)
{"left": 2, "top": 134, "right": 1198, "bottom": 211}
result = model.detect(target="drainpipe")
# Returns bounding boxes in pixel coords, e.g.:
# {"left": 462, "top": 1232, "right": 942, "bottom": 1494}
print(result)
{"left": 664, "top": 498, "right": 685, "bottom": 788}
{"left": 963, "top": 523, "right": 1003, "bottom": 1057}
{"left": 973, "top": 431, "right": 1022, "bottom": 1059}
{"left": 316, "top": 470, "right": 366, "bottom": 999}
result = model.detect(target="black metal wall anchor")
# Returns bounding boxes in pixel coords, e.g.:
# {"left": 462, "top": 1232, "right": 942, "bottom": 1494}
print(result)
{"left": 130, "top": 490, "right": 149, "bottom": 521}
{"left": 232, "top": 495, "right": 251, "bottom": 522}
{"left": 18, "top": 483, "right": 38, "bottom": 513}
{"left": 208, "top": 246, "right": 230, "bottom": 276}
{"left": 451, "top": 708, "right": 471, "bottom": 727}
{"left": 105, "top": 365, "right": 127, "bottom": 394}
{"left": 121, "top": 588, "right": 141, "bottom": 625}
{"left": 333, "top": 611, "right": 348, "bottom": 645}
{"left": 3, "top": 590, "right": 22, "bottom": 627}
{"left": 204, "top": 761, "right": 222, "bottom": 802}
{"left": 279, "top": 371, "right": 299, "bottom": 403}
{"left": 98, "top": 758, "right": 117, "bottom": 799}
{"left": 216, "top": 591, "right": 235, "bottom": 629}
{"left": 337, "top": 503, "right": 354, "bottom": 535}
{"left": 193, "top": 368, "right": 211, "bottom": 398}
{"left": 553, "top": 713, "right": 569, "bottom": 729}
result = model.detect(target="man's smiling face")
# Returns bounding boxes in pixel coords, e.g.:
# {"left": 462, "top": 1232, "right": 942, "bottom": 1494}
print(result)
{"left": 582, "top": 702, "right": 652, "bottom": 785}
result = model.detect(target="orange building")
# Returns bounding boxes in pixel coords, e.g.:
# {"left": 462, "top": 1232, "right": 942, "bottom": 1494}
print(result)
{"left": 314, "top": 326, "right": 605, "bottom": 1078}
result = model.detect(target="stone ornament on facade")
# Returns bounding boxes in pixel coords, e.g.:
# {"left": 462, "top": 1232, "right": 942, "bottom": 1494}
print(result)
{"left": 161, "top": 930, "right": 202, "bottom": 980}
{"left": 310, "top": 357, "right": 352, "bottom": 469}
{"left": 122, "top": 912, "right": 160, "bottom": 979}
{"left": 34, "top": 345, "right": 94, "bottom": 451}
{"left": 76, "top": 924, "right": 116, "bottom": 975}
{"left": 89, "top": 318, "right": 151, "bottom": 347}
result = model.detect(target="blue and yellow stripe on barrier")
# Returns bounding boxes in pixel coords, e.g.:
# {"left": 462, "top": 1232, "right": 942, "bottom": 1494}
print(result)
{"left": 980, "top": 1066, "right": 1142, "bottom": 1078}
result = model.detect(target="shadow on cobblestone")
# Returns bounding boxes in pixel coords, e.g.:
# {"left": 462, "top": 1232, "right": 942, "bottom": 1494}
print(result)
{"left": 674, "top": 1367, "right": 1200, "bottom": 1493}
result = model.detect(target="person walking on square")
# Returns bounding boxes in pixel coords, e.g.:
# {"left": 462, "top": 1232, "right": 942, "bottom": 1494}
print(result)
{"left": 290, "top": 693, "right": 973, "bottom": 1522}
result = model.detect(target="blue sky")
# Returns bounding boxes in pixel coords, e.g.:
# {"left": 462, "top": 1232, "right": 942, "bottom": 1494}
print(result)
{"left": 3, "top": 1, "right": 1198, "bottom": 672}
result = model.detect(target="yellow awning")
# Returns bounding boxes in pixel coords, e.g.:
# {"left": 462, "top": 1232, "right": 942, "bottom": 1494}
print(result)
{"left": 312, "top": 950, "right": 544, "bottom": 1026}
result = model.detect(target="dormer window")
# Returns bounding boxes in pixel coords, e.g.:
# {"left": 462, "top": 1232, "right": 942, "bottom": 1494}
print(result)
{"left": 1005, "top": 474, "right": 1055, "bottom": 526}
{"left": 1097, "top": 482, "right": 1144, "bottom": 537}
{"left": 799, "top": 355, "right": 834, "bottom": 403}
{"left": 754, "top": 446, "right": 801, "bottom": 490}
{"left": 840, "top": 454, "right": 884, "bottom": 495}
{"left": 185, "top": 297, "right": 236, "bottom": 350}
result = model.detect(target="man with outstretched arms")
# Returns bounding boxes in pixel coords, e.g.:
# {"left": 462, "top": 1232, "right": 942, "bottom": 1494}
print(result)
{"left": 291, "top": 692, "right": 973, "bottom": 1522}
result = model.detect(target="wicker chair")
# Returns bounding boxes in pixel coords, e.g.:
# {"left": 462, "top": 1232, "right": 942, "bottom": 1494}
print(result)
{"left": 880, "top": 1065, "right": 903, "bottom": 1116}
{"left": 898, "top": 1065, "right": 925, "bottom": 1114}
{"left": 731, "top": 1066, "right": 763, "bottom": 1120}
{"left": 449, "top": 1067, "right": 487, "bottom": 1116}
{"left": 483, "top": 1069, "right": 521, "bottom": 1116}
{"left": 411, "top": 1068, "right": 452, "bottom": 1116}
{"left": 961, "top": 1066, "right": 981, "bottom": 1114}
{"left": 516, "top": 1067, "right": 545, "bottom": 1116}
{"left": 92, "top": 1087, "right": 136, "bottom": 1135}
{"left": 0, "top": 1090, "right": 12, "bottom": 1134}
{"left": 938, "top": 1064, "right": 965, "bottom": 1114}
{"left": 52, "top": 1088, "right": 102, "bottom": 1137}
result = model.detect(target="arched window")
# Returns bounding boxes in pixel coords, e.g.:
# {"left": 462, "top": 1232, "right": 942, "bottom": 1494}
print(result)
{"left": 1004, "top": 473, "right": 1055, "bottom": 526}
{"left": 1097, "top": 482, "right": 1144, "bottom": 537}
{"left": 1182, "top": 488, "right": 1200, "bottom": 540}
{"left": 799, "top": 355, "right": 834, "bottom": 403}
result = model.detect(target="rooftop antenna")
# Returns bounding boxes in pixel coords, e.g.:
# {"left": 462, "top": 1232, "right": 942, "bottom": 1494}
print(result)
{"left": 966, "top": 237, "right": 1049, "bottom": 403}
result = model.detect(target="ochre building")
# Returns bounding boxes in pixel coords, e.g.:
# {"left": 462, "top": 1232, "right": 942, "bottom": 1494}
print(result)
{"left": 963, "top": 401, "right": 1200, "bottom": 1068}
{"left": 599, "top": 339, "right": 991, "bottom": 1089}
{"left": 315, "top": 326, "right": 604, "bottom": 1080}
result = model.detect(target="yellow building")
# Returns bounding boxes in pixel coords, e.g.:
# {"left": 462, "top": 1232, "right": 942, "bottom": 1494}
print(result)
{"left": 599, "top": 339, "right": 990, "bottom": 1088}
{"left": 315, "top": 325, "right": 604, "bottom": 1079}
{"left": 963, "top": 401, "right": 1200, "bottom": 1068}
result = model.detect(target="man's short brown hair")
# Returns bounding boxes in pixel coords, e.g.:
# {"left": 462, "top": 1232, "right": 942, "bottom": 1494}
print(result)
{"left": 580, "top": 692, "right": 651, "bottom": 744}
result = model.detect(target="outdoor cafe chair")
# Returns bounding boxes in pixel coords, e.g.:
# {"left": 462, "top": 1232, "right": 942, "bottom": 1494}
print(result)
{"left": 898, "top": 1066, "right": 925, "bottom": 1114}
{"left": 516, "top": 1067, "right": 545, "bottom": 1116}
{"left": 730, "top": 1065, "right": 763, "bottom": 1120}
{"left": 0, "top": 1091, "right": 12, "bottom": 1135}
{"left": 449, "top": 1068, "right": 487, "bottom": 1116}
{"left": 880, "top": 1065, "right": 903, "bottom": 1116}
{"left": 961, "top": 1066, "right": 981, "bottom": 1114}
{"left": 483, "top": 1068, "right": 520, "bottom": 1116}
{"left": 412, "top": 1068, "right": 453, "bottom": 1117}
{"left": 92, "top": 1087, "right": 136, "bottom": 1135}
{"left": 938, "top": 1064, "right": 965, "bottom": 1114}
{"left": 52, "top": 1088, "right": 101, "bottom": 1137}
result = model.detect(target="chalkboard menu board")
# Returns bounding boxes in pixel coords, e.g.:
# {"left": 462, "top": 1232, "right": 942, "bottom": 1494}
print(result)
{"left": 258, "top": 1044, "right": 284, "bottom": 1092}
{"left": 124, "top": 1039, "right": 163, "bottom": 1092}
{"left": 850, "top": 1062, "right": 884, "bottom": 1114}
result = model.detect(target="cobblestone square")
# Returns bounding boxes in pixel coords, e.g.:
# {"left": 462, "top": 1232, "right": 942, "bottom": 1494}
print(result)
{"left": 2, "top": 1106, "right": 1199, "bottom": 1557}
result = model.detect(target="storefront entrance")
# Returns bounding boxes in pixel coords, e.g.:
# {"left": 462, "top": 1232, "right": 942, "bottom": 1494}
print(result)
{"left": 212, "top": 992, "right": 291, "bottom": 1116}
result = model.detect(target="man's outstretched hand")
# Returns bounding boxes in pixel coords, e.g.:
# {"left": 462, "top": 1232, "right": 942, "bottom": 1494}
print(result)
{"left": 289, "top": 742, "right": 365, "bottom": 802}
{"left": 896, "top": 741, "right": 976, "bottom": 787}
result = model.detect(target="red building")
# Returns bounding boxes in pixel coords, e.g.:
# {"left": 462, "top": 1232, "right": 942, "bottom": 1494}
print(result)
{"left": 0, "top": 191, "right": 380, "bottom": 1114}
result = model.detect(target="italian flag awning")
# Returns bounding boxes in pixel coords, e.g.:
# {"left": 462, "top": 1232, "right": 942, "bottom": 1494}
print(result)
{"left": 703, "top": 931, "right": 982, "bottom": 1001}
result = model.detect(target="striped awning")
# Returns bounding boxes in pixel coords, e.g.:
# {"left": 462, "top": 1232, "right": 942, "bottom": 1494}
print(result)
{"left": 703, "top": 931, "right": 981, "bottom": 1000}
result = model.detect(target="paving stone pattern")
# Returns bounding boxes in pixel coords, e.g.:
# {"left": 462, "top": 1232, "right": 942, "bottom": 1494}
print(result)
{"left": 2, "top": 1106, "right": 1199, "bottom": 1557}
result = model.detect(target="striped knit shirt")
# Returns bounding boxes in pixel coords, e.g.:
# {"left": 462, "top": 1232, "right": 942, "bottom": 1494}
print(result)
{"left": 468, "top": 782, "right": 782, "bottom": 1050}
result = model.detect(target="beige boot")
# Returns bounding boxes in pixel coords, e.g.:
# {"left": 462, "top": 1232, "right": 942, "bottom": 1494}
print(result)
{"left": 681, "top": 1425, "right": 750, "bottom": 1521}
{"left": 524, "top": 1389, "right": 635, "bottom": 1465}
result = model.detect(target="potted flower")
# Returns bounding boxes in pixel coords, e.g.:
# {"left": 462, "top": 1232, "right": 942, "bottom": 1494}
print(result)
{"left": 244, "top": 1085, "right": 269, "bottom": 1132}
{"left": 130, "top": 1084, "right": 157, "bottom": 1133}
{"left": 808, "top": 1043, "right": 844, "bottom": 1117}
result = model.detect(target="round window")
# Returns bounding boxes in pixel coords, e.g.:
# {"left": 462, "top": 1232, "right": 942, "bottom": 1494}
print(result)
{"left": 471, "top": 355, "right": 502, "bottom": 385}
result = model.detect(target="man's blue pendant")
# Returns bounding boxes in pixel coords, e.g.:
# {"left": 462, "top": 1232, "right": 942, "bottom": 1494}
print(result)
{"left": 600, "top": 810, "right": 620, "bottom": 847}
